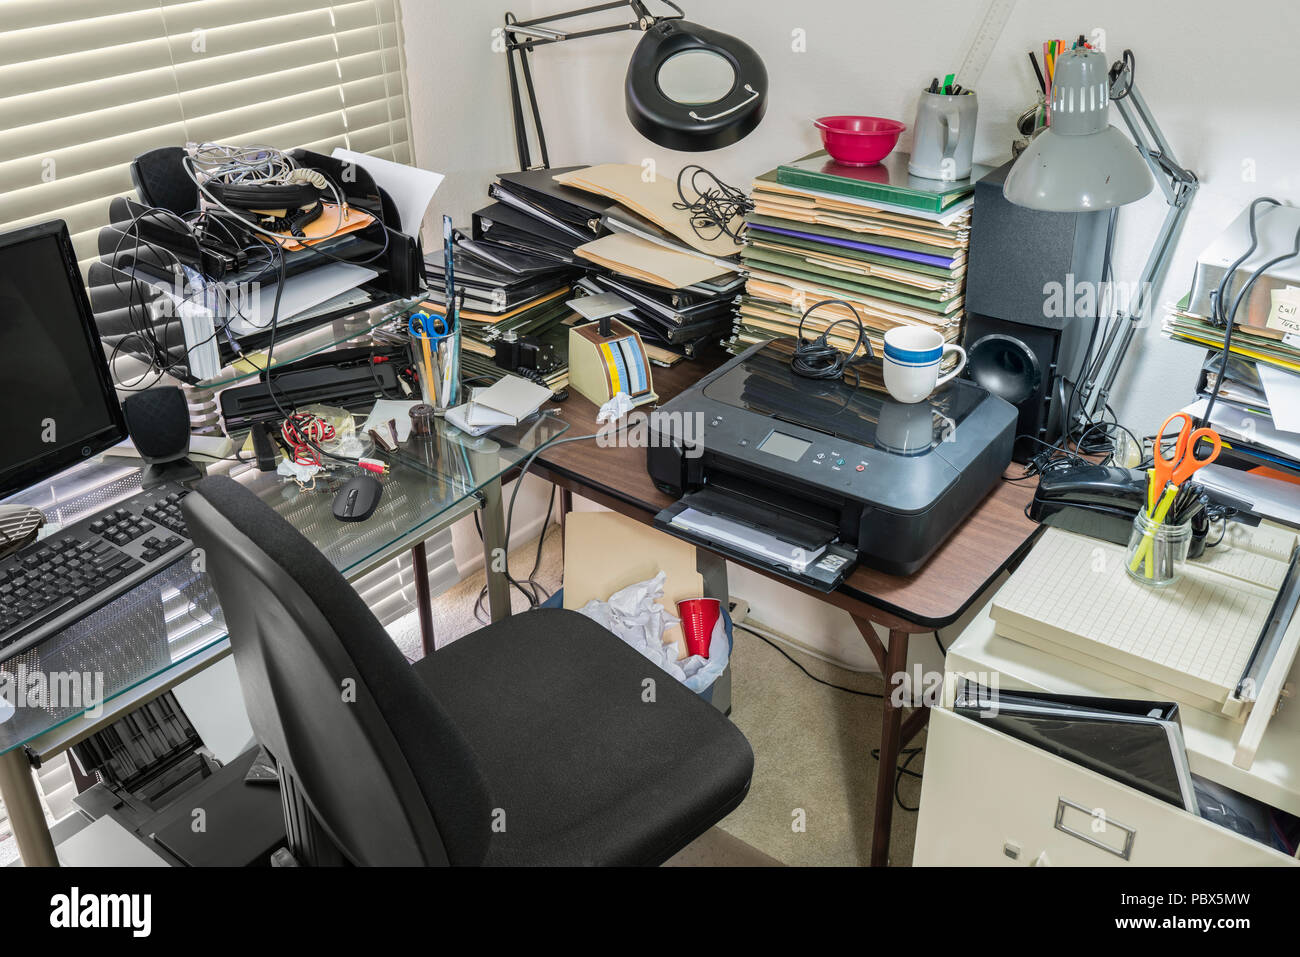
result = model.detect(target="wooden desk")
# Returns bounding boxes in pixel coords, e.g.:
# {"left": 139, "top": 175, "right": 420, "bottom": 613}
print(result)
{"left": 530, "top": 347, "right": 1043, "bottom": 865}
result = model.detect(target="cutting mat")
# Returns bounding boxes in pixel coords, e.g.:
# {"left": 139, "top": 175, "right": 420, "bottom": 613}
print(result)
{"left": 991, "top": 528, "right": 1292, "bottom": 715}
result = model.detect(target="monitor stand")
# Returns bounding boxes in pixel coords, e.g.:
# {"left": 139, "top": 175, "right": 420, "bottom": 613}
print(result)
{"left": 140, "top": 457, "right": 202, "bottom": 491}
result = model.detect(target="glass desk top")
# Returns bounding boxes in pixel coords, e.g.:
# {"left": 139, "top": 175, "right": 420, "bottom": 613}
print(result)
{"left": 0, "top": 410, "right": 567, "bottom": 756}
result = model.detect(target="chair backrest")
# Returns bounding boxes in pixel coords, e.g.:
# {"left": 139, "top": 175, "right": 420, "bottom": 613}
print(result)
{"left": 130, "top": 147, "right": 198, "bottom": 217}
{"left": 182, "top": 476, "right": 493, "bottom": 865}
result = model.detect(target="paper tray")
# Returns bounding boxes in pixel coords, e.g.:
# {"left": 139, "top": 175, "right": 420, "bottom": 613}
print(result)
{"left": 654, "top": 496, "right": 857, "bottom": 593}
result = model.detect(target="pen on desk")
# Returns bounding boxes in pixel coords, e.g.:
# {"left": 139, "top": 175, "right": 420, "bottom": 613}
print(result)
{"left": 928, "top": 77, "right": 939, "bottom": 93}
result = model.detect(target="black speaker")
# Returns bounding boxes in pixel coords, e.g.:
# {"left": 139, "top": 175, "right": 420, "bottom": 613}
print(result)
{"left": 962, "top": 161, "right": 1109, "bottom": 462}
{"left": 122, "top": 386, "right": 201, "bottom": 488}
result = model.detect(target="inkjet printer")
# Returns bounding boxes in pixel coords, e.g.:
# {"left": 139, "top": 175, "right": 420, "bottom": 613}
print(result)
{"left": 647, "top": 339, "right": 1017, "bottom": 591}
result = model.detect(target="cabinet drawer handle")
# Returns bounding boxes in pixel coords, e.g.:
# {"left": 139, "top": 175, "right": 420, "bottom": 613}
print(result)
{"left": 1054, "top": 798, "right": 1136, "bottom": 860}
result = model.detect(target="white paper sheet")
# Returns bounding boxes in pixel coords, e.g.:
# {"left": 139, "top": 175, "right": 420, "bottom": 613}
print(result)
{"left": 331, "top": 148, "right": 445, "bottom": 238}
{"left": 361, "top": 399, "right": 422, "bottom": 443}
{"left": 670, "top": 506, "right": 827, "bottom": 572}
{"left": 1257, "top": 365, "right": 1300, "bottom": 434}
{"left": 224, "top": 262, "right": 378, "bottom": 337}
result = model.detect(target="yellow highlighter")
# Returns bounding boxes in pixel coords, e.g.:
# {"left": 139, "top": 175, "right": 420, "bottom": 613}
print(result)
{"left": 1129, "top": 482, "right": 1179, "bottom": 577}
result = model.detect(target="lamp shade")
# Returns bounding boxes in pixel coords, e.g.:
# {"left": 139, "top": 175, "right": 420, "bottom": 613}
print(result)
{"left": 625, "top": 20, "right": 767, "bottom": 151}
{"left": 1003, "top": 47, "right": 1153, "bottom": 211}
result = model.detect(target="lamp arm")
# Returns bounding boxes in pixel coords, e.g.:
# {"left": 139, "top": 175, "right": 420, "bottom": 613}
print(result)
{"left": 503, "top": 1, "right": 684, "bottom": 170}
{"left": 1077, "top": 77, "right": 1198, "bottom": 421}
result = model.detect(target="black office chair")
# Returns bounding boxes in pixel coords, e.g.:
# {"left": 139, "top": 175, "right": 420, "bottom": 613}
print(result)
{"left": 182, "top": 476, "right": 753, "bottom": 865}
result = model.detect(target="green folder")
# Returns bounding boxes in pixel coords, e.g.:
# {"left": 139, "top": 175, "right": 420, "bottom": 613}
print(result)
{"left": 746, "top": 233, "right": 961, "bottom": 280}
{"left": 741, "top": 247, "right": 956, "bottom": 303}
{"left": 776, "top": 150, "right": 990, "bottom": 213}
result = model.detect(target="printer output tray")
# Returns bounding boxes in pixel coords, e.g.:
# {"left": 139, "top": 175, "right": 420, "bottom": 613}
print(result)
{"left": 654, "top": 488, "right": 857, "bottom": 593}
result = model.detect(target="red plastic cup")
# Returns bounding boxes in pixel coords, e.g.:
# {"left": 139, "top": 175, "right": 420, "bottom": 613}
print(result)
{"left": 814, "top": 115, "right": 906, "bottom": 166}
{"left": 677, "top": 598, "right": 722, "bottom": 658}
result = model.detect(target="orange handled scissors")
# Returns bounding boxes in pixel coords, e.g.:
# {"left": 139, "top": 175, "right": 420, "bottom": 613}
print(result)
{"left": 1154, "top": 411, "right": 1222, "bottom": 490}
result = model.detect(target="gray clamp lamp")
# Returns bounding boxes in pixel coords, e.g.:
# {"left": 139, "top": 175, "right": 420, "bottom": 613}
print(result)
{"left": 503, "top": 1, "right": 767, "bottom": 169}
{"left": 1003, "top": 46, "right": 1198, "bottom": 428}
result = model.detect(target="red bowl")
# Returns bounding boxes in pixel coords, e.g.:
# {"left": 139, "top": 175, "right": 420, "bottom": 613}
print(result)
{"left": 814, "top": 115, "right": 906, "bottom": 166}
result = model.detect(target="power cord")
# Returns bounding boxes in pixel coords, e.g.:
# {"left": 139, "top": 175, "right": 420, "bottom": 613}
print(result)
{"left": 789, "top": 299, "right": 872, "bottom": 380}
{"left": 1200, "top": 197, "right": 1300, "bottom": 429}
{"left": 738, "top": 627, "right": 882, "bottom": 698}
{"left": 739, "top": 626, "right": 926, "bottom": 813}
{"left": 671, "top": 164, "right": 752, "bottom": 245}
{"left": 870, "top": 746, "right": 925, "bottom": 812}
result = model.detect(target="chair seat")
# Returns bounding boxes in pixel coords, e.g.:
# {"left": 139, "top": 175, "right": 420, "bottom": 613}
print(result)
{"left": 413, "top": 608, "right": 753, "bottom": 866}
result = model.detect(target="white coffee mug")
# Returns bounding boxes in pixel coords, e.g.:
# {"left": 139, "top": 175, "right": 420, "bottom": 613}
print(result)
{"left": 882, "top": 326, "right": 966, "bottom": 404}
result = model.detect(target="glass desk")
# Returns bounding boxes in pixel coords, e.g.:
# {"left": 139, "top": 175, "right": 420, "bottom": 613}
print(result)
{"left": 0, "top": 409, "right": 566, "bottom": 865}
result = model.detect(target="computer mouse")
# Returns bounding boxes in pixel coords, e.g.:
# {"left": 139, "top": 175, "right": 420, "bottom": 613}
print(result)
{"left": 332, "top": 474, "right": 383, "bottom": 522}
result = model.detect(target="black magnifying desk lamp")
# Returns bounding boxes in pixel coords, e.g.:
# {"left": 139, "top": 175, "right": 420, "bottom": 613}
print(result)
{"left": 503, "top": 0, "right": 768, "bottom": 169}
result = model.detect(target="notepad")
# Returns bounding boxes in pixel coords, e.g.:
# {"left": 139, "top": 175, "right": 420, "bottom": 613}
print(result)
{"left": 991, "top": 527, "right": 1298, "bottom": 715}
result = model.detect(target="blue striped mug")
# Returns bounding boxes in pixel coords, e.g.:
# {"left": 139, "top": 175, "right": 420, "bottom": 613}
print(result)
{"left": 883, "top": 326, "right": 966, "bottom": 404}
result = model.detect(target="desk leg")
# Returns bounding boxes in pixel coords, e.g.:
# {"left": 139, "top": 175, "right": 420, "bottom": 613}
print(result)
{"left": 411, "top": 541, "right": 436, "bottom": 656}
{"left": 480, "top": 478, "right": 511, "bottom": 622}
{"left": 854, "top": 619, "right": 911, "bottom": 867}
{"left": 559, "top": 488, "right": 573, "bottom": 552}
{"left": 873, "top": 629, "right": 910, "bottom": 866}
{"left": 0, "top": 748, "right": 57, "bottom": 867}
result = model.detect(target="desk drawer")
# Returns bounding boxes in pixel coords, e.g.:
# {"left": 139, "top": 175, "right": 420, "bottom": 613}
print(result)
{"left": 914, "top": 706, "right": 1298, "bottom": 866}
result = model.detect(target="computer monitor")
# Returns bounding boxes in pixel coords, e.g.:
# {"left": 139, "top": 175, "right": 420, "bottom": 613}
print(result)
{"left": 0, "top": 221, "right": 127, "bottom": 499}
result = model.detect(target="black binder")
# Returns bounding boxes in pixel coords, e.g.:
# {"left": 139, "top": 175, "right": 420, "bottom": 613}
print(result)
{"left": 493, "top": 165, "right": 616, "bottom": 236}
{"left": 953, "top": 679, "right": 1198, "bottom": 812}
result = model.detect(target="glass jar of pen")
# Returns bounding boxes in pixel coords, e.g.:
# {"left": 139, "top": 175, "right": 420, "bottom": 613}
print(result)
{"left": 1126, "top": 413, "right": 1222, "bottom": 587}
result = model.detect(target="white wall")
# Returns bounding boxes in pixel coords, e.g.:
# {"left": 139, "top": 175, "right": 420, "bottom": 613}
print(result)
{"left": 451, "top": 0, "right": 1300, "bottom": 437}
{"left": 399, "top": 0, "right": 1300, "bottom": 668}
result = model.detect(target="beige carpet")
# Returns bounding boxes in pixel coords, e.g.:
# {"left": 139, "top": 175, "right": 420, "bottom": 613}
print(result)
{"left": 718, "top": 628, "right": 923, "bottom": 866}
{"left": 402, "top": 523, "right": 927, "bottom": 866}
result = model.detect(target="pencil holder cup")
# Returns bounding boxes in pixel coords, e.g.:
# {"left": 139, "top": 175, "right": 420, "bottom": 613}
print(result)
{"left": 1125, "top": 513, "right": 1192, "bottom": 587}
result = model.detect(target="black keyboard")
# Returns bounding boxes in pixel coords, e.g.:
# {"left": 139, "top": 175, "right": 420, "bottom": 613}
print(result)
{"left": 0, "top": 483, "right": 194, "bottom": 663}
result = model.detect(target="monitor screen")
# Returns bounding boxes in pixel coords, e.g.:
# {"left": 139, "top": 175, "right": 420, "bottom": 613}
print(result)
{"left": 0, "top": 222, "right": 126, "bottom": 499}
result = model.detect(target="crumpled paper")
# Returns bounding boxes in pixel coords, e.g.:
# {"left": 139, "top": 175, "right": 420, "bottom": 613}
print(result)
{"left": 576, "top": 571, "right": 729, "bottom": 691}
{"left": 596, "top": 391, "right": 636, "bottom": 425}
{"left": 277, "top": 458, "right": 321, "bottom": 484}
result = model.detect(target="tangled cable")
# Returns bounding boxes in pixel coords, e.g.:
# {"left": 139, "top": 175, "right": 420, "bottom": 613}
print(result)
{"left": 282, "top": 412, "right": 337, "bottom": 467}
{"left": 672, "top": 164, "right": 752, "bottom": 245}
{"left": 790, "top": 299, "right": 873, "bottom": 380}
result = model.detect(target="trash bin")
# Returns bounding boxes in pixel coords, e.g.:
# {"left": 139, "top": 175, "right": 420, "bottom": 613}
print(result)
{"left": 540, "top": 589, "right": 732, "bottom": 714}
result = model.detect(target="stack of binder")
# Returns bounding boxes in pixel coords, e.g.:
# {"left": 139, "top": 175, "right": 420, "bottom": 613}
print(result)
{"left": 437, "top": 164, "right": 746, "bottom": 379}
{"left": 731, "top": 150, "right": 979, "bottom": 359}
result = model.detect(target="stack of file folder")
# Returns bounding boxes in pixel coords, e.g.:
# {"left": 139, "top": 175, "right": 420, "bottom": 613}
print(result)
{"left": 432, "top": 164, "right": 746, "bottom": 385}
{"left": 731, "top": 150, "right": 979, "bottom": 360}
{"left": 1165, "top": 294, "right": 1300, "bottom": 479}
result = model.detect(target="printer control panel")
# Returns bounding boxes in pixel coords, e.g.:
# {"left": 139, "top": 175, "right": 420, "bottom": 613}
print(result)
{"left": 703, "top": 413, "right": 873, "bottom": 483}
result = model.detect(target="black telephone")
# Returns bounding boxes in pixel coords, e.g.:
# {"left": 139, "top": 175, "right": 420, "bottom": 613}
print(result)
{"left": 1030, "top": 464, "right": 1149, "bottom": 545}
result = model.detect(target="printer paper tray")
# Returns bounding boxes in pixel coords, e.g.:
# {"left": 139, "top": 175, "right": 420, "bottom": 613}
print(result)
{"left": 654, "top": 493, "right": 857, "bottom": 593}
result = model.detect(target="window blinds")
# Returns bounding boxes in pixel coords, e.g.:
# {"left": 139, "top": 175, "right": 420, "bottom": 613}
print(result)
{"left": 0, "top": 0, "right": 413, "bottom": 267}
